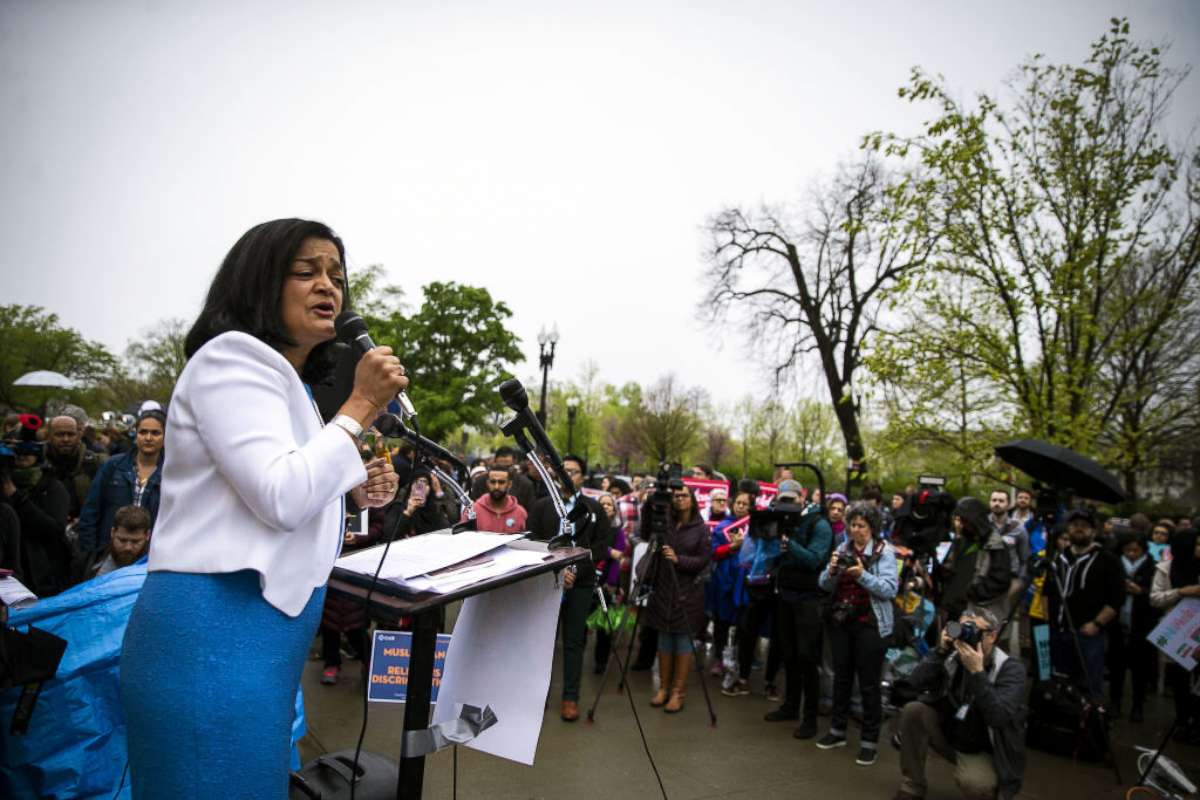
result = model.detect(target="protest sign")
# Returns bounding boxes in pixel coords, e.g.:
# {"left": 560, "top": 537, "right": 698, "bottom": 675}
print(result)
{"left": 368, "top": 630, "right": 452, "bottom": 703}
{"left": 1149, "top": 597, "right": 1200, "bottom": 670}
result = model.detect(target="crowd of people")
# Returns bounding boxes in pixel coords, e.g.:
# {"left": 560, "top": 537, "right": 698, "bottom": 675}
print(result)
{"left": 5, "top": 400, "right": 1200, "bottom": 800}
{"left": 1, "top": 405, "right": 162, "bottom": 598}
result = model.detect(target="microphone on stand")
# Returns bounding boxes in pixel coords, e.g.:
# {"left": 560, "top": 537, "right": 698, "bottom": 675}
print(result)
{"left": 334, "top": 311, "right": 417, "bottom": 421}
{"left": 498, "top": 379, "right": 577, "bottom": 496}
{"left": 372, "top": 413, "right": 466, "bottom": 476}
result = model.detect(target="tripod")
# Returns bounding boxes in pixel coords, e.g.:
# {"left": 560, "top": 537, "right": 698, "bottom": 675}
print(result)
{"left": 586, "top": 530, "right": 718, "bottom": 728}
{"left": 1046, "top": 556, "right": 1123, "bottom": 784}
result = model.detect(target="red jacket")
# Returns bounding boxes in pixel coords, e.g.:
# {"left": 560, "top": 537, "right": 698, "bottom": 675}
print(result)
{"left": 467, "top": 493, "right": 528, "bottom": 534}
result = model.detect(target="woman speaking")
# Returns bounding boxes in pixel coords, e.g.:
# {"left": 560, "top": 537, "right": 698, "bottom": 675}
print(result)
{"left": 120, "top": 219, "right": 408, "bottom": 797}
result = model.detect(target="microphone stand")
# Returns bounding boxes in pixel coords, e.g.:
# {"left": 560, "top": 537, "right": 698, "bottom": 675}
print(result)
{"left": 500, "top": 417, "right": 578, "bottom": 548}
{"left": 374, "top": 413, "right": 475, "bottom": 531}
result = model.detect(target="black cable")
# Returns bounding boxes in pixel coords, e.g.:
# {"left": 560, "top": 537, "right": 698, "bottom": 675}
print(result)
{"left": 349, "top": 415, "right": 426, "bottom": 800}
{"left": 601, "top": 587, "right": 669, "bottom": 800}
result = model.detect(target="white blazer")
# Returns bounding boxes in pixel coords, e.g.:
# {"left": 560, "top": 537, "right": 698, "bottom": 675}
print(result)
{"left": 147, "top": 331, "right": 367, "bottom": 617}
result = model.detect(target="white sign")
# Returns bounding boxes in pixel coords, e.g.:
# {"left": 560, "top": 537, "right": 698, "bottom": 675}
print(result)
{"left": 431, "top": 571, "right": 561, "bottom": 765}
{"left": 1149, "top": 598, "right": 1200, "bottom": 670}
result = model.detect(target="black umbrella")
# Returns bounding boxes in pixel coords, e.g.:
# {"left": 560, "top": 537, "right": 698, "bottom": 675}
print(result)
{"left": 994, "top": 439, "right": 1126, "bottom": 504}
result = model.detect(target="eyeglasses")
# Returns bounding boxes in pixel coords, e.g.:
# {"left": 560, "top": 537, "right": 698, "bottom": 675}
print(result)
{"left": 672, "top": 492, "right": 691, "bottom": 499}
{"left": 564, "top": 467, "right": 582, "bottom": 476}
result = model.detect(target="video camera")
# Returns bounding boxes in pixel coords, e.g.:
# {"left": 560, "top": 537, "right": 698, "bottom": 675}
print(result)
{"left": 892, "top": 475, "right": 956, "bottom": 559}
{"left": 748, "top": 502, "right": 809, "bottom": 541}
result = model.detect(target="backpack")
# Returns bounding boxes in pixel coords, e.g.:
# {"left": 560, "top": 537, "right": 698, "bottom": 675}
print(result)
{"left": 1026, "top": 675, "right": 1108, "bottom": 762}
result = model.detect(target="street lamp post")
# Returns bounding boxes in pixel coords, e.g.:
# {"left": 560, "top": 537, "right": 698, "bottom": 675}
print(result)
{"left": 536, "top": 323, "right": 559, "bottom": 426}
{"left": 566, "top": 395, "right": 579, "bottom": 452}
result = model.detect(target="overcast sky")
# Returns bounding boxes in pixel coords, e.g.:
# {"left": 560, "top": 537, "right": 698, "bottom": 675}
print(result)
{"left": 2, "top": 1, "right": 1197, "bottom": 412}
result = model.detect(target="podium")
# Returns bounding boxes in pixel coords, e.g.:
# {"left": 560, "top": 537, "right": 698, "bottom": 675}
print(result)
{"left": 326, "top": 538, "right": 590, "bottom": 799}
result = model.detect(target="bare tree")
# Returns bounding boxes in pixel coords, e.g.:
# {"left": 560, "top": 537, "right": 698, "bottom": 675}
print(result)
{"left": 705, "top": 157, "right": 936, "bottom": 491}
{"left": 629, "top": 375, "right": 703, "bottom": 464}
{"left": 701, "top": 425, "right": 734, "bottom": 472}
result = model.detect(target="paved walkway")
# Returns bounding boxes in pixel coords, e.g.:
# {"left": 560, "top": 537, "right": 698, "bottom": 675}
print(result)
{"left": 300, "top": 616, "right": 1196, "bottom": 799}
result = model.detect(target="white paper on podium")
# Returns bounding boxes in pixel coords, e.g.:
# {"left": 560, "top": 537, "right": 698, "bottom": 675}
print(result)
{"left": 335, "top": 531, "right": 523, "bottom": 581}
{"left": 431, "top": 571, "right": 560, "bottom": 765}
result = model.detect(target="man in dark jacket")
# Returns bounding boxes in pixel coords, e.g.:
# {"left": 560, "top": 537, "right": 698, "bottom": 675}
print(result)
{"left": 45, "top": 415, "right": 107, "bottom": 521}
{"left": 894, "top": 607, "right": 1026, "bottom": 800}
{"left": 1043, "top": 508, "right": 1125, "bottom": 700}
{"left": 1, "top": 439, "right": 72, "bottom": 597}
{"left": 940, "top": 497, "right": 1014, "bottom": 624}
{"left": 766, "top": 480, "right": 833, "bottom": 739}
{"left": 526, "top": 454, "right": 612, "bottom": 722}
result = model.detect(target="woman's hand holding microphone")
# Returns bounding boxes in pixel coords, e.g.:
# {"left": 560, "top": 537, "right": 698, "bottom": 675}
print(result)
{"left": 340, "top": 346, "right": 410, "bottom": 509}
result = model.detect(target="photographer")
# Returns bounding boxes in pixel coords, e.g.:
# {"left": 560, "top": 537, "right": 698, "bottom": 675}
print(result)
{"left": 816, "top": 502, "right": 898, "bottom": 765}
{"left": 643, "top": 479, "right": 710, "bottom": 714}
{"left": 894, "top": 608, "right": 1026, "bottom": 800}
{"left": 2, "top": 417, "right": 72, "bottom": 597}
{"left": 766, "top": 479, "right": 833, "bottom": 736}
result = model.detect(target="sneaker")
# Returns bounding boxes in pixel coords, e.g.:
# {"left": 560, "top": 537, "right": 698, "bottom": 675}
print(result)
{"left": 856, "top": 746, "right": 877, "bottom": 766}
{"left": 816, "top": 732, "right": 847, "bottom": 749}
{"left": 722, "top": 679, "right": 750, "bottom": 697}
{"left": 765, "top": 683, "right": 781, "bottom": 702}
{"left": 764, "top": 707, "right": 799, "bottom": 722}
{"left": 321, "top": 666, "right": 339, "bottom": 685}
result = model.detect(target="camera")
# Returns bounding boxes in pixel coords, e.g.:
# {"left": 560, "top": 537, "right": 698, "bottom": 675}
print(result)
{"left": 892, "top": 476, "right": 956, "bottom": 558}
{"left": 945, "top": 619, "right": 982, "bottom": 647}
{"left": 834, "top": 551, "right": 859, "bottom": 569}
{"left": 748, "top": 501, "right": 807, "bottom": 541}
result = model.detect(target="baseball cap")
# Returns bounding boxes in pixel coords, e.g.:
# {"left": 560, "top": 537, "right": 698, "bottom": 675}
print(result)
{"left": 777, "top": 479, "right": 803, "bottom": 499}
{"left": 1066, "top": 508, "right": 1096, "bottom": 527}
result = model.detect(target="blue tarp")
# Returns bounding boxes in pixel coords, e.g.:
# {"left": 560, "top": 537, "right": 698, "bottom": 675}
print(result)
{"left": 0, "top": 564, "right": 308, "bottom": 799}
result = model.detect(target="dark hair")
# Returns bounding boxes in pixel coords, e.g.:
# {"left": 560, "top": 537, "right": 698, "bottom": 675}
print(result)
{"left": 563, "top": 453, "right": 587, "bottom": 474}
{"left": 1117, "top": 532, "right": 1147, "bottom": 553}
{"left": 113, "top": 504, "right": 152, "bottom": 533}
{"left": 136, "top": 409, "right": 166, "bottom": 429}
{"left": 184, "top": 219, "right": 349, "bottom": 385}
{"left": 861, "top": 485, "right": 882, "bottom": 503}
{"left": 493, "top": 446, "right": 517, "bottom": 460}
{"left": 845, "top": 501, "right": 883, "bottom": 537}
{"left": 670, "top": 484, "right": 699, "bottom": 526}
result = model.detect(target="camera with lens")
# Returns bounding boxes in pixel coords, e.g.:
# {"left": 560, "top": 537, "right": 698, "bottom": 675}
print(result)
{"left": 945, "top": 619, "right": 983, "bottom": 647}
{"left": 748, "top": 501, "right": 807, "bottom": 541}
{"left": 834, "top": 551, "right": 860, "bottom": 570}
{"left": 892, "top": 475, "right": 956, "bottom": 559}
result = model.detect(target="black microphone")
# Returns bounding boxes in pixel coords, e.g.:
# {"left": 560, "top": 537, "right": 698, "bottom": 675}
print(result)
{"left": 498, "top": 379, "right": 578, "bottom": 501}
{"left": 373, "top": 413, "right": 466, "bottom": 475}
{"left": 335, "top": 311, "right": 417, "bottom": 419}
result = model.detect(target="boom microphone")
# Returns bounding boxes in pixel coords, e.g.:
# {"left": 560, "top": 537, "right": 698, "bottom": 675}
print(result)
{"left": 334, "top": 312, "right": 417, "bottom": 419}
{"left": 372, "top": 413, "right": 466, "bottom": 475}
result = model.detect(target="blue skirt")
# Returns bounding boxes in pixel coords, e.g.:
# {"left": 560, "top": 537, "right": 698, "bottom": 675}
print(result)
{"left": 120, "top": 570, "right": 325, "bottom": 799}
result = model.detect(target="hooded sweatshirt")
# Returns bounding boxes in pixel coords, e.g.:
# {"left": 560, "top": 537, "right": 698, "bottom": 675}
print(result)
{"left": 941, "top": 497, "right": 1014, "bottom": 619}
{"left": 470, "top": 492, "right": 528, "bottom": 534}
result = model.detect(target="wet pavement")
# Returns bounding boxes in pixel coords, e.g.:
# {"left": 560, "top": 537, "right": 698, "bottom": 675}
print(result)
{"left": 299, "top": 610, "right": 1200, "bottom": 799}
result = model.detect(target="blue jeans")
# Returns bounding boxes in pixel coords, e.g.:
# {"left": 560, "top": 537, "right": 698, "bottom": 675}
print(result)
{"left": 1050, "top": 627, "right": 1106, "bottom": 699}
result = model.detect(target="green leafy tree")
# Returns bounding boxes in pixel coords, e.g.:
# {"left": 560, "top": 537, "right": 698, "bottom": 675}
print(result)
{"left": 869, "top": 19, "right": 1200, "bottom": 488}
{"left": 362, "top": 280, "right": 523, "bottom": 441}
{"left": 0, "top": 304, "right": 117, "bottom": 410}
{"left": 123, "top": 318, "right": 189, "bottom": 406}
